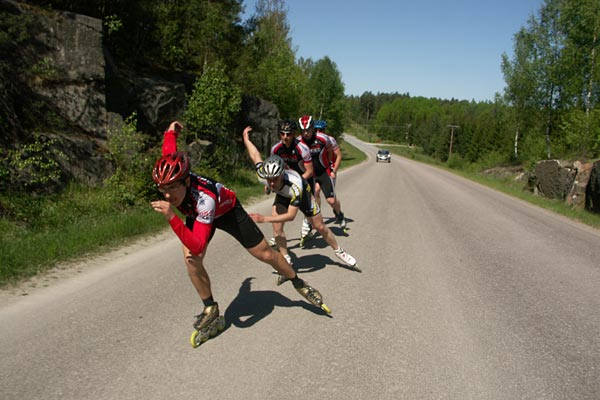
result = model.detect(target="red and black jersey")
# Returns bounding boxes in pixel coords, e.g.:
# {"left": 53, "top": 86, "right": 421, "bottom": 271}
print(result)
{"left": 270, "top": 140, "right": 312, "bottom": 175}
{"left": 298, "top": 132, "right": 336, "bottom": 176}
{"left": 161, "top": 129, "right": 237, "bottom": 255}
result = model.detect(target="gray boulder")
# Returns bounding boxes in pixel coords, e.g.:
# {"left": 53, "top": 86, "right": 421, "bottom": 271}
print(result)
{"left": 105, "top": 51, "right": 190, "bottom": 135}
{"left": 532, "top": 160, "right": 577, "bottom": 200}
{"left": 566, "top": 161, "right": 593, "bottom": 208}
{"left": 236, "top": 95, "right": 280, "bottom": 155}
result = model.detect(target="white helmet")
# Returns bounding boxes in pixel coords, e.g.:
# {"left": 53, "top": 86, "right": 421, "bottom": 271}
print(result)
{"left": 258, "top": 155, "right": 285, "bottom": 179}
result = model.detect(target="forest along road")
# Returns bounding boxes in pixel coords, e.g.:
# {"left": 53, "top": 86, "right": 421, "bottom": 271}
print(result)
{"left": 2, "top": 135, "right": 600, "bottom": 400}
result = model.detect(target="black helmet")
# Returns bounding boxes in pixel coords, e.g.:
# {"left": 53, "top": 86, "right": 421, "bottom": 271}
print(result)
{"left": 278, "top": 119, "right": 297, "bottom": 135}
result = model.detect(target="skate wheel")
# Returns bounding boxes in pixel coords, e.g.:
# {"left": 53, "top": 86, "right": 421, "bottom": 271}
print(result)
{"left": 321, "top": 303, "right": 332, "bottom": 314}
{"left": 190, "top": 330, "right": 201, "bottom": 348}
{"left": 190, "top": 328, "right": 211, "bottom": 348}
{"left": 214, "top": 316, "right": 226, "bottom": 333}
{"left": 206, "top": 316, "right": 226, "bottom": 337}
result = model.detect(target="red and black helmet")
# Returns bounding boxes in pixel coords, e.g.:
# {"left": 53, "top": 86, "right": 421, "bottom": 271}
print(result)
{"left": 152, "top": 152, "right": 190, "bottom": 185}
{"left": 298, "top": 115, "right": 313, "bottom": 130}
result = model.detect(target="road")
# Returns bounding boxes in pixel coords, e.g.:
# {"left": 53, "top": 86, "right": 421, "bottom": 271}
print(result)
{"left": 2, "top": 135, "right": 600, "bottom": 400}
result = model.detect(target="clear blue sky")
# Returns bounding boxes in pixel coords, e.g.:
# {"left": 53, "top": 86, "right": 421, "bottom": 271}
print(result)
{"left": 243, "top": 0, "right": 545, "bottom": 102}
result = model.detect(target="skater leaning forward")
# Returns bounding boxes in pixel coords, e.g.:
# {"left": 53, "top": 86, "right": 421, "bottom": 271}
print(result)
{"left": 150, "top": 121, "right": 331, "bottom": 346}
{"left": 242, "top": 126, "right": 359, "bottom": 281}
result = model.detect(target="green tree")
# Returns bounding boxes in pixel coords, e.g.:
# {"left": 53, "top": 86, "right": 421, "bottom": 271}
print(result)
{"left": 183, "top": 63, "right": 242, "bottom": 140}
{"left": 502, "top": 1, "right": 564, "bottom": 160}
{"left": 237, "top": 0, "right": 304, "bottom": 117}
{"left": 557, "top": 0, "right": 600, "bottom": 157}
{"left": 359, "top": 91, "right": 376, "bottom": 128}
{"left": 153, "top": 0, "right": 244, "bottom": 72}
{"left": 305, "top": 57, "right": 346, "bottom": 137}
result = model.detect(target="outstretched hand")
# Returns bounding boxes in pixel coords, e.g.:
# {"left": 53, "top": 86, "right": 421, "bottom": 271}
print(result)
{"left": 242, "top": 126, "right": 252, "bottom": 140}
{"left": 151, "top": 200, "right": 176, "bottom": 221}
{"left": 249, "top": 212, "right": 265, "bottom": 223}
{"left": 168, "top": 121, "right": 184, "bottom": 134}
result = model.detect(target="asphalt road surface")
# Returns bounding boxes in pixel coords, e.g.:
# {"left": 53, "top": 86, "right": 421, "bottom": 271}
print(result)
{"left": 2, "top": 135, "right": 599, "bottom": 400}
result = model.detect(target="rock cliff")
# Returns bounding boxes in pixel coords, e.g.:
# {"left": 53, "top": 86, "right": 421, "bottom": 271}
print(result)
{"left": 1, "top": 0, "right": 279, "bottom": 190}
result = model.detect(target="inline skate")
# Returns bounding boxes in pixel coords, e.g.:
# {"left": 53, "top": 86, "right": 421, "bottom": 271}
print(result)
{"left": 189, "top": 304, "right": 226, "bottom": 348}
{"left": 334, "top": 247, "right": 361, "bottom": 272}
{"left": 296, "top": 280, "right": 331, "bottom": 314}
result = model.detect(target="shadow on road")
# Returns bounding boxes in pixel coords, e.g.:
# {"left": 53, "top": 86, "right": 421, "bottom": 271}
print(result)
{"left": 224, "top": 277, "right": 330, "bottom": 329}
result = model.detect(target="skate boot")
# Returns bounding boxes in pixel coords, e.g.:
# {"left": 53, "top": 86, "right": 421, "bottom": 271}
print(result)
{"left": 295, "top": 280, "right": 331, "bottom": 313}
{"left": 299, "top": 218, "right": 315, "bottom": 247}
{"left": 335, "top": 211, "right": 347, "bottom": 230}
{"left": 190, "top": 304, "right": 226, "bottom": 348}
{"left": 276, "top": 254, "right": 293, "bottom": 285}
{"left": 334, "top": 247, "right": 361, "bottom": 272}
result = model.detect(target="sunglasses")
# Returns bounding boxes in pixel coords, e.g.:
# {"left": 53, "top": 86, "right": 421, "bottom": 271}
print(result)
{"left": 158, "top": 181, "right": 183, "bottom": 194}
{"left": 280, "top": 132, "right": 294, "bottom": 137}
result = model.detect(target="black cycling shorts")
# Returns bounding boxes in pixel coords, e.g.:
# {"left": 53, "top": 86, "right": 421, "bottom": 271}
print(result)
{"left": 273, "top": 192, "right": 320, "bottom": 218}
{"left": 212, "top": 200, "right": 264, "bottom": 249}
{"left": 314, "top": 172, "right": 335, "bottom": 199}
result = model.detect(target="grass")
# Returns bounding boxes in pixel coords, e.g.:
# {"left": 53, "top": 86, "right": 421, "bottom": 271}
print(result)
{"left": 340, "top": 134, "right": 368, "bottom": 168}
{"left": 0, "top": 186, "right": 167, "bottom": 286}
{"left": 0, "top": 139, "right": 366, "bottom": 287}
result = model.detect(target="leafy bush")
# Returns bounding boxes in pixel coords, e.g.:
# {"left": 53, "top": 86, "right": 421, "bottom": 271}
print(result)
{"left": 0, "top": 133, "right": 66, "bottom": 192}
{"left": 103, "top": 113, "right": 158, "bottom": 207}
{"left": 447, "top": 153, "right": 466, "bottom": 170}
{"left": 183, "top": 63, "right": 241, "bottom": 140}
{"left": 558, "top": 109, "right": 600, "bottom": 159}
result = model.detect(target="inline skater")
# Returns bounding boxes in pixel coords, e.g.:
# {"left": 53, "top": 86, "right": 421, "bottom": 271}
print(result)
{"left": 151, "top": 121, "right": 331, "bottom": 347}
{"left": 313, "top": 119, "right": 347, "bottom": 229}
{"left": 298, "top": 116, "right": 348, "bottom": 231}
{"left": 242, "top": 125, "right": 359, "bottom": 283}
{"left": 266, "top": 120, "right": 314, "bottom": 258}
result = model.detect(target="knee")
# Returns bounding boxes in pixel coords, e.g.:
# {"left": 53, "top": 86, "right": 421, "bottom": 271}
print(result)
{"left": 250, "top": 242, "right": 275, "bottom": 263}
{"left": 312, "top": 219, "right": 325, "bottom": 232}
{"left": 185, "top": 254, "right": 203, "bottom": 272}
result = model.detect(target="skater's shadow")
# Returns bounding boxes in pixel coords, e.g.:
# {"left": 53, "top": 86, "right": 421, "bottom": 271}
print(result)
{"left": 329, "top": 226, "right": 350, "bottom": 237}
{"left": 325, "top": 216, "right": 355, "bottom": 226}
{"left": 292, "top": 253, "right": 331, "bottom": 274}
{"left": 224, "top": 277, "right": 329, "bottom": 329}
{"left": 294, "top": 253, "right": 360, "bottom": 274}
{"left": 288, "top": 235, "right": 328, "bottom": 251}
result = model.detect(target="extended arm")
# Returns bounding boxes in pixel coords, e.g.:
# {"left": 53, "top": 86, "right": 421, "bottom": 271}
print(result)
{"left": 332, "top": 146, "right": 342, "bottom": 174}
{"left": 162, "top": 121, "right": 184, "bottom": 155}
{"left": 151, "top": 200, "right": 212, "bottom": 255}
{"left": 249, "top": 205, "right": 299, "bottom": 224}
{"left": 242, "top": 126, "right": 263, "bottom": 165}
{"left": 302, "top": 160, "right": 314, "bottom": 181}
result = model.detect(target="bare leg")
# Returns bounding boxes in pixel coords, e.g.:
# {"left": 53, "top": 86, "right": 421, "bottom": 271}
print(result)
{"left": 246, "top": 239, "right": 296, "bottom": 279}
{"left": 183, "top": 245, "right": 212, "bottom": 300}
{"left": 308, "top": 213, "right": 339, "bottom": 250}
{"left": 327, "top": 196, "right": 342, "bottom": 215}
{"left": 272, "top": 203, "right": 289, "bottom": 258}
{"left": 314, "top": 182, "right": 322, "bottom": 208}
